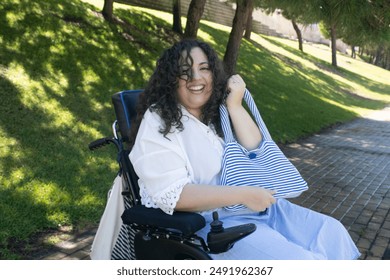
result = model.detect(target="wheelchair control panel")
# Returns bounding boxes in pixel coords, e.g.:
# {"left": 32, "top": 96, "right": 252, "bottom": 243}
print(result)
{"left": 207, "top": 211, "right": 256, "bottom": 254}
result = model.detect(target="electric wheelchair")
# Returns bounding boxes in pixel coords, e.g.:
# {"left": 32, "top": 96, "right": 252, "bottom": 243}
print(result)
{"left": 89, "top": 90, "right": 256, "bottom": 260}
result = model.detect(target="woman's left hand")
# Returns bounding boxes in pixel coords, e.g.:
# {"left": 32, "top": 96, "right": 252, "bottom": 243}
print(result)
{"left": 226, "top": 74, "right": 246, "bottom": 109}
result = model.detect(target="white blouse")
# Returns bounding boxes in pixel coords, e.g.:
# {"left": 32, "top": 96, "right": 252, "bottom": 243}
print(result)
{"left": 129, "top": 106, "right": 224, "bottom": 215}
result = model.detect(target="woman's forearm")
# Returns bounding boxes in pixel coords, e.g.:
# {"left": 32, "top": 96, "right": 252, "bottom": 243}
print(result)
{"left": 225, "top": 75, "right": 262, "bottom": 150}
{"left": 175, "top": 183, "right": 275, "bottom": 213}
{"left": 227, "top": 104, "right": 262, "bottom": 150}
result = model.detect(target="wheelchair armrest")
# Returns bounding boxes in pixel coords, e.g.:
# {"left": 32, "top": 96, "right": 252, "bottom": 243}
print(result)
{"left": 121, "top": 204, "right": 206, "bottom": 237}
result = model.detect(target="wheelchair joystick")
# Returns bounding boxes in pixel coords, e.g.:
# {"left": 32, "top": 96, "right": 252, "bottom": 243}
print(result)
{"left": 207, "top": 211, "right": 257, "bottom": 254}
{"left": 210, "top": 211, "right": 224, "bottom": 233}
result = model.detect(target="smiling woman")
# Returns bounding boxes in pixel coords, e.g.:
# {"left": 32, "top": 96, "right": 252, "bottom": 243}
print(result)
{"left": 128, "top": 39, "right": 360, "bottom": 260}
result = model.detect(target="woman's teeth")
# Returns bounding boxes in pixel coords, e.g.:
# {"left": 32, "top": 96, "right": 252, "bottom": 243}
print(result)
{"left": 188, "top": 85, "right": 204, "bottom": 91}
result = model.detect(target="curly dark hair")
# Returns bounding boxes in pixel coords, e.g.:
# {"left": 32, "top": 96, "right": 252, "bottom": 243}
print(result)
{"left": 128, "top": 39, "right": 228, "bottom": 148}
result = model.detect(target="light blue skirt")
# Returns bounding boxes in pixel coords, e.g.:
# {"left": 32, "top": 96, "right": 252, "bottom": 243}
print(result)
{"left": 197, "top": 199, "right": 361, "bottom": 260}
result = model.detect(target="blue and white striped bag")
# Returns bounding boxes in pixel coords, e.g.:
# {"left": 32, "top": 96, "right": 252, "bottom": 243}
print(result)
{"left": 220, "top": 89, "right": 308, "bottom": 211}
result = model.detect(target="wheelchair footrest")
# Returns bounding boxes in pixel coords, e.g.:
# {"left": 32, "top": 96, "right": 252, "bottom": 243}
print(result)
{"left": 121, "top": 204, "right": 206, "bottom": 236}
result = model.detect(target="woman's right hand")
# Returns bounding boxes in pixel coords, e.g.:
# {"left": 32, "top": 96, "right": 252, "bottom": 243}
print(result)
{"left": 241, "top": 186, "right": 276, "bottom": 212}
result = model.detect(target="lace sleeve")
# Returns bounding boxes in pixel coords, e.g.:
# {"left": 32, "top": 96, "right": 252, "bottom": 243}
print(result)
{"left": 129, "top": 110, "right": 191, "bottom": 215}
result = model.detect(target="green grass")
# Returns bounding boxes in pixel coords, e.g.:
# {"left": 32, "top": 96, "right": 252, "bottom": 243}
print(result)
{"left": 0, "top": 0, "right": 177, "bottom": 259}
{"left": 0, "top": 0, "right": 389, "bottom": 259}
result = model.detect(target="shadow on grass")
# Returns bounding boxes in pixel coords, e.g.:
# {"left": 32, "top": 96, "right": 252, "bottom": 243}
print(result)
{"left": 0, "top": 0, "right": 178, "bottom": 258}
{"left": 261, "top": 36, "right": 390, "bottom": 99}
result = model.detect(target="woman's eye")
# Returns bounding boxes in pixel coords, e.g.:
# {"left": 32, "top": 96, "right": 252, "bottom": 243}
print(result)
{"left": 179, "top": 69, "right": 190, "bottom": 80}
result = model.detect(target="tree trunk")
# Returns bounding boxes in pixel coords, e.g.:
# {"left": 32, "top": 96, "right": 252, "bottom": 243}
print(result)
{"left": 383, "top": 51, "right": 388, "bottom": 69}
{"left": 223, "top": 0, "right": 251, "bottom": 76}
{"left": 244, "top": 0, "right": 254, "bottom": 40}
{"left": 385, "top": 50, "right": 390, "bottom": 70}
{"left": 330, "top": 25, "right": 337, "bottom": 67}
{"left": 102, "top": 0, "right": 114, "bottom": 21}
{"left": 373, "top": 44, "right": 384, "bottom": 66}
{"left": 369, "top": 53, "right": 374, "bottom": 64}
{"left": 351, "top": 46, "right": 356, "bottom": 58}
{"left": 291, "top": 19, "right": 303, "bottom": 52}
{"left": 184, "top": 0, "right": 206, "bottom": 39}
{"left": 172, "top": 0, "right": 183, "bottom": 35}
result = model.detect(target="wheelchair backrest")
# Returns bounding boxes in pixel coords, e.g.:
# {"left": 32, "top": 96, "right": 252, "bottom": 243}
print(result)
{"left": 111, "top": 89, "right": 143, "bottom": 204}
{"left": 112, "top": 89, "right": 143, "bottom": 143}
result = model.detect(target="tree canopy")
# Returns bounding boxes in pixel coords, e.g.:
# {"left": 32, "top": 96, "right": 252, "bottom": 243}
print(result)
{"left": 258, "top": 0, "right": 390, "bottom": 68}
{"left": 102, "top": 0, "right": 390, "bottom": 70}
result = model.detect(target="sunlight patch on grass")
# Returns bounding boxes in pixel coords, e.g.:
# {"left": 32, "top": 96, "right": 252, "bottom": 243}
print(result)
{"left": 8, "top": 169, "right": 26, "bottom": 187}
{"left": 42, "top": 68, "right": 69, "bottom": 97}
{"left": 49, "top": 41, "right": 67, "bottom": 55}
{"left": 76, "top": 192, "right": 101, "bottom": 207}
{"left": 29, "top": 182, "right": 70, "bottom": 206}
{"left": 47, "top": 211, "right": 71, "bottom": 226}
{"left": 5, "top": 9, "right": 25, "bottom": 26}
{"left": 253, "top": 34, "right": 319, "bottom": 71}
{"left": 0, "top": 131, "right": 19, "bottom": 159}
{"left": 45, "top": 234, "right": 71, "bottom": 246}
{"left": 4, "top": 63, "right": 31, "bottom": 88}
{"left": 252, "top": 64, "right": 263, "bottom": 72}
{"left": 81, "top": 67, "right": 101, "bottom": 91}
{"left": 0, "top": 135, "right": 32, "bottom": 191}
{"left": 197, "top": 30, "right": 217, "bottom": 45}
{"left": 268, "top": 36, "right": 390, "bottom": 98}
{"left": 201, "top": 20, "right": 232, "bottom": 33}
{"left": 81, "top": 0, "right": 105, "bottom": 9}
{"left": 4, "top": 62, "right": 104, "bottom": 140}
{"left": 133, "top": 7, "right": 172, "bottom": 24}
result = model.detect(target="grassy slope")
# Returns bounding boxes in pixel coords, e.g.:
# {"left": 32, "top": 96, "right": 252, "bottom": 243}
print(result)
{"left": 0, "top": 0, "right": 178, "bottom": 259}
{"left": 0, "top": 0, "right": 389, "bottom": 259}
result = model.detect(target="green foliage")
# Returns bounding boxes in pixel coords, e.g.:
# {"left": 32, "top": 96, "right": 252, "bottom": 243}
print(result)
{"left": 259, "top": 0, "right": 390, "bottom": 67}
{"left": 319, "top": 21, "right": 330, "bottom": 39}
{"left": 0, "top": 0, "right": 389, "bottom": 259}
{"left": 259, "top": 0, "right": 317, "bottom": 25}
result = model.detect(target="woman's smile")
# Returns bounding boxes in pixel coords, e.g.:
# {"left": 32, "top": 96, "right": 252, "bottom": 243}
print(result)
{"left": 187, "top": 84, "right": 206, "bottom": 93}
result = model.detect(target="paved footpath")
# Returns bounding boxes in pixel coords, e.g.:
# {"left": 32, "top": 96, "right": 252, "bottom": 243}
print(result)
{"left": 35, "top": 106, "right": 390, "bottom": 260}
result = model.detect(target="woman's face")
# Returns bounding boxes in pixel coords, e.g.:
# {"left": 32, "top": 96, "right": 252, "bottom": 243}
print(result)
{"left": 177, "top": 47, "right": 213, "bottom": 119}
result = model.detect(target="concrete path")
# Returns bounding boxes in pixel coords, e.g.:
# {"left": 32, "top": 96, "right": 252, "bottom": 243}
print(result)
{"left": 34, "top": 106, "right": 390, "bottom": 260}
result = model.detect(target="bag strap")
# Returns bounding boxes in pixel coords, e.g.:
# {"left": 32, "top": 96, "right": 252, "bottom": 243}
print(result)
{"left": 220, "top": 89, "right": 272, "bottom": 143}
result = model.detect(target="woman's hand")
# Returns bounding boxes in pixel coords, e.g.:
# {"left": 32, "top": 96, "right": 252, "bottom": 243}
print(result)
{"left": 224, "top": 74, "right": 262, "bottom": 150}
{"left": 226, "top": 74, "right": 246, "bottom": 109}
{"left": 241, "top": 186, "right": 276, "bottom": 212}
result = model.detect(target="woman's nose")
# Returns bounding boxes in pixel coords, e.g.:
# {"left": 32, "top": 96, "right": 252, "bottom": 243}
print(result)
{"left": 191, "top": 69, "right": 201, "bottom": 80}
